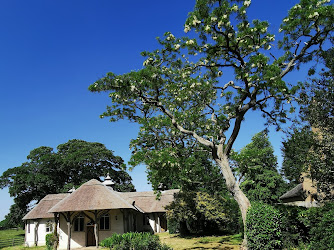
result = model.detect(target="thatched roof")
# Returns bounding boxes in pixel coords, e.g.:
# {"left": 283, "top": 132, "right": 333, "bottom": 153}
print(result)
{"left": 121, "top": 189, "right": 179, "bottom": 213}
{"left": 280, "top": 183, "right": 304, "bottom": 200}
{"left": 23, "top": 193, "right": 68, "bottom": 220}
{"left": 49, "top": 179, "right": 133, "bottom": 213}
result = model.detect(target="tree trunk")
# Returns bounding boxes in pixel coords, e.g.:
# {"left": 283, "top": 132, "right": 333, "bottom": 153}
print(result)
{"left": 214, "top": 153, "right": 251, "bottom": 249}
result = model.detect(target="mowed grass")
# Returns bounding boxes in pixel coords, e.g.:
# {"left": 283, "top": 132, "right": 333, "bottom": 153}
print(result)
{"left": 0, "top": 229, "right": 25, "bottom": 239}
{"left": 158, "top": 232, "right": 242, "bottom": 250}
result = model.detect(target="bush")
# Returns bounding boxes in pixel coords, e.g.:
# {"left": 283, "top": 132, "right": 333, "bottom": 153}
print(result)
{"left": 246, "top": 202, "right": 282, "bottom": 250}
{"left": 100, "top": 232, "right": 172, "bottom": 250}
{"left": 45, "top": 233, "right": 58, "bottom": 250}
{"left": 275, "top": 204, "right": 309, "bottom": 248}
{"left": 307, "top": 203, "right": 334, "bottom": 249}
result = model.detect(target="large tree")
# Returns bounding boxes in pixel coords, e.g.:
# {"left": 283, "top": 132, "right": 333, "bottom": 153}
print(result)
{"left": 231, "top": 130, "right": 288, "bottom": 204}
{"left": 89, "top": 0, "right": 333, "bottom": 245}
{"left": 282, "top": 48, "right": 334, "bottom": 200}
{"left": 0, "top": 139, "right": 135, "bottom": 226}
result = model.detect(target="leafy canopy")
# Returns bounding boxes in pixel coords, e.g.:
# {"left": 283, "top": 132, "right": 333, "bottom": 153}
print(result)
{"left": 89, "top": 0, "right": 333, "bottom": 159}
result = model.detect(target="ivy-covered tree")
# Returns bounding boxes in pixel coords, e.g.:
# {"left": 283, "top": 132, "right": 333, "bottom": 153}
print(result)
{"left": 231, "top": 131, "right": 288, "bottom": 204}
{"left": 89, "top": 0, "right": 334, "bottom": 245}
{"left": 282, "top": 48, "right": 334, "bottom": 200}
{"left": 282, "top": 126, "right": 314, "bottom": 185}
{"left": 0, "top": 139, "right": 135, "bottom": 226}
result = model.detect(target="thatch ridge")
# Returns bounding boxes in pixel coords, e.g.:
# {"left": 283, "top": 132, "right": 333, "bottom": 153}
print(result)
{"left": 49, "top": 179, "right": 134, "bottom": 213}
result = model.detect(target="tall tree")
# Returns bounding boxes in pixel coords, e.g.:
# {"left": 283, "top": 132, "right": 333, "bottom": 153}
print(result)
{"left": 89, "top": 0, "right": 334, "bottom": 245}
{"left": 0, "top": 139, "right": 135, "bottom": 226}
{"left": 283, "top": 48, "right": 334, "bottom": 200}
{"left": 231, "top": 131, "right": 288, "bottom": 204}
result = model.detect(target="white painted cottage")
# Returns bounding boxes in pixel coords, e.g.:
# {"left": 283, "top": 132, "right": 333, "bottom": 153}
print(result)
{"left": 23, "top": 176, "right": 178, "bottom": 249}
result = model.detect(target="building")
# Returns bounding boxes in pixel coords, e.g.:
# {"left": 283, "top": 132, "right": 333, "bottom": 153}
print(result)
{"left": 280, "top": 172, "right": 319, "bottom": 207}
{"left": 23, "top": 176, "right": 178, "bottom": 249}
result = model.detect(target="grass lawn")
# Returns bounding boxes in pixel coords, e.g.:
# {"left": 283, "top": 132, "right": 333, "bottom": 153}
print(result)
{"left": 0, "top": 229, "right": 25, "bottom": 239}
{"left": 158, "top": 232, "right": 242, "bottom": 250}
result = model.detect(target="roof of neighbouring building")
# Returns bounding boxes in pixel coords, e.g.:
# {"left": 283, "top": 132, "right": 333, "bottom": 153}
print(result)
{"left": 121, "top": 189, "right": 179, "bottom": 213}
{"left": 280, "top": 183, "right": 304, "bottom": 200}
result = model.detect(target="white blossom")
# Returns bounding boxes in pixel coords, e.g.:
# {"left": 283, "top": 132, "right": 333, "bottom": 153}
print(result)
{"left": 192, "top": 15, "right": 201, "bottom": 26}
{"left": 205, "top": 25, "right": 211, "bottom": 31}
{"left": 211, "top": 17, "right": 217, "bottom": 22}
{"left": 231, "top": 5, "right": 238, "bottom": 11}
{"left": 308, "top": 12, "right": 319, "bottom": 19}
{"left": 261, "top": 27, "right": 268, "bottom": 33}
{"left": 167, "top": 34, "right": 175, "bottom": 41}
{"left": 217, "top": 71, "right": 223, "bottom": 76}
{"left": 174, "top": 44, "right": 181, "bottom": 50}
{"left": 293, "top": 4, "right": 301, "bottom": 9}
{"left": 244, "top": 0, "right": 251, "bottom": 7}
{"left": 283, "top": 18, "right": 289, "bottom": 22}
{"left": 279, "top": 28, "right": 283, "bottom": 33}
{"left": 218, "top": 21, "right": 224, "bottom": 28}
{"left": 212, "top": 36, "right": 218, "bottom": 40}
{"left": 266, "top": 45, "right": 271, "bottom": 50}
{"left": 186, "top": 39, "right": 195, "bottom": 45}
{"left": 184, "top": 24, "right": 191, "bottom": 33}
{"left": 130, "top": 85, "right": 136, "bottom": 91}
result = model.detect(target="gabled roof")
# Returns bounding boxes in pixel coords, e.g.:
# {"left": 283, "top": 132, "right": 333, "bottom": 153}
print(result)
{"left": 49, "top": 179, "right": 133, "bottom": 213}
{"left": 23, "top": 193, "right": 68, "bottom": 220}
{"left": 280, "top": 183, "right": 304, "bottom": 200}
{"left": 121, "top": 189, "right": 179, "bottom": 213}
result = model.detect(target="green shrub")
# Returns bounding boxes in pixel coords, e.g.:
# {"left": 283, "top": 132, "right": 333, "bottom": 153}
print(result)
{"left": 246, "top": 202, "right": 282, "bottom": 250}
{"left": 307, "top": 203, "right": 334, "bottom": 249}
{"left": 100, "top": 232, "right": 172, "bottom": 250}
{"left": 45, "top": 233, "right": 57, "bottom": 250}
{"left": 167, "top": 218, "right": 179, "bottom": 234}
{"left": 274, "top": 204, "right": 309, "bottom": 248}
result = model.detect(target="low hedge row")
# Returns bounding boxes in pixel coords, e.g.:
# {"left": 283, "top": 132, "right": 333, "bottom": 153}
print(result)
{"left": 100, "top": 232, "right": 172, "bottom": 250}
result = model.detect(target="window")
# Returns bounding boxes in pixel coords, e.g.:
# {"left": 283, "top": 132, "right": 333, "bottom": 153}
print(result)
{"left": 45, "top": 221, "right": 53, "bottom": 233}
{"left": 74, "top": 215, "right": 84, "bottom": 232}
{"left": 99, "top": 214, "right": 110, "bottom": 230}
{"left": 27, "top": 221, "right": 30, "bottom": 234}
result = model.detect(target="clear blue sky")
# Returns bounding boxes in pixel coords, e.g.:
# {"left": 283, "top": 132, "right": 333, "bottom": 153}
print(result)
{"left": 0, "top": 0, "right": 305, "bottom": 221}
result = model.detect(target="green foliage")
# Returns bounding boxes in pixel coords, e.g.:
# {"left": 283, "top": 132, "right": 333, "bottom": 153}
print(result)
{"left": 99, "top": 232, "right": 172, "bottom": 250}
{"left": 129, "top": 116, "right": 226, "bottom": 193}
{"left": 0, "top": 139, "right": 135, "bottom": 225}
{"left": 300, "top": 203, "right": 334, "bottom": 249}
{"left": 246, "top": 202, "right": 282, "bottom": 250}
{"left": 45, "top": 233, "right": 57, "bottom": 250}
{"left": 166, "top": 191, "right": 240, "bottom": 235}
{"left": 284, "top": 48, "right": 334, "bottom": 200}
{"left": 282, "top": 126, "right": 314, "bottom": 184}
{"left": 89, "top": 0, "right": 334, "bottom": 243}
{"left": 231, "top": 131, "right": 288, "bottom": 204}
{"left": 274, "top": 205, "right": 309, "bottom": 249}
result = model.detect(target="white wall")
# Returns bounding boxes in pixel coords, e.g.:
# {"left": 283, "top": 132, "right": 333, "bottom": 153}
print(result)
{"left": 25, "top": 218, "right": 54, "bottom": 247}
